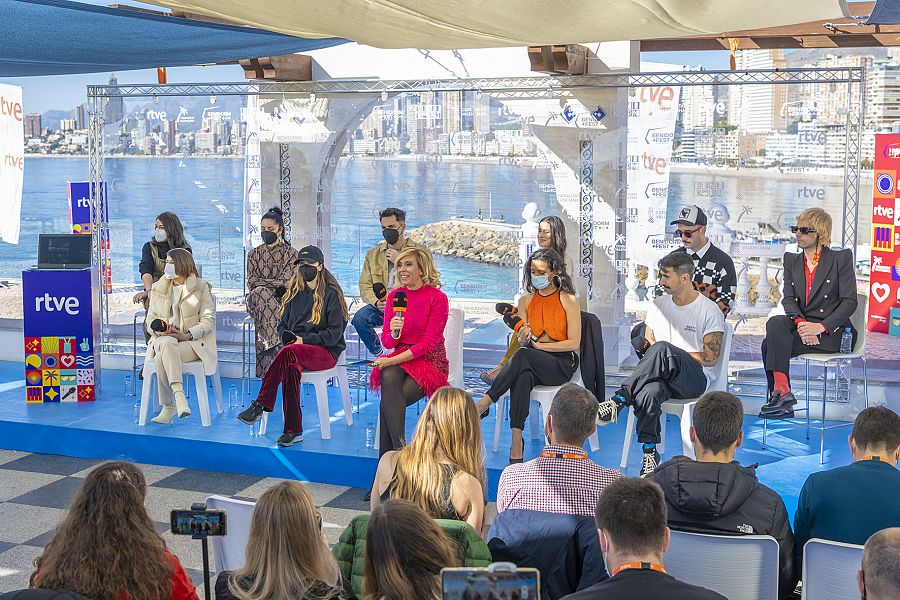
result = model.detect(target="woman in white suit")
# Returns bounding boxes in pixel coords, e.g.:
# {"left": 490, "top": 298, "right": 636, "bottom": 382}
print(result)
{"left": 145, "top": 247, "right": 217, "bottom": 424}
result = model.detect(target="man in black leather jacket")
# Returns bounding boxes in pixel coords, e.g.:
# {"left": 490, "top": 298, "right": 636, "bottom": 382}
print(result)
{"left": 646, "top": 391, "right": 797, "bottom": 599}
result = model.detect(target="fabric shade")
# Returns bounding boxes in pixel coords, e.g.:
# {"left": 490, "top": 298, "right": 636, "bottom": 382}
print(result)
{"left": 867, "top": 0, "right": 900, "bottom": 23}
{"left": 142, "top": 0, "right": 845, "bottom": 49}
{"left": 0, "top": 0, "right": 346, "bottom": 77}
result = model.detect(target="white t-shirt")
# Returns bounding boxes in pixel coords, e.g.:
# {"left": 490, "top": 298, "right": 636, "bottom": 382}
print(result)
{"left": 645, "top": 292, "right": 725, "bottom": 384}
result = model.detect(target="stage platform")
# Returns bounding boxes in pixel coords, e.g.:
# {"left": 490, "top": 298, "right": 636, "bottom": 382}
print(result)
{"left": 0, "top": 359, "right": 853, "bottom": 515}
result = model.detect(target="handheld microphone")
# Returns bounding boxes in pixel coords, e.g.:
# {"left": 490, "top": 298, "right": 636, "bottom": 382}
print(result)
{"left": 150, "top": 319, "right": 171, "bottom": 333}
{"left": 392, "top": 291, "right": 408, "bottom": 339}
{"left": 373, "top": 282, "right": 387, "bottom": 302}
{"left": 280, "top": 330, "right": 298, "bottom": 345}
{"left": 503, "top": 313, "right": 537, "bottom": 343}
{"left": 495, "top": 302, "right": 516, "bottom": 317}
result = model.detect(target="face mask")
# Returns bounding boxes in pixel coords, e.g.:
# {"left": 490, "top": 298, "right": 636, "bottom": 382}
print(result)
{"left": 531, "top": 274, "right": 551, "bottom": 290}
{"left": 382, "top": 227, "right": 401, "bottom": 245}
{"left": 164, "top": 263, "right": 177, "bottom": 279}
{"left": 154, "top": 229, "right": 168, "bottom": 243}
{"left": 261, "top": 231, "right": 278, "bottom": 245}
{"left": 299, "top": 264, "right": 318, "bottom": 282}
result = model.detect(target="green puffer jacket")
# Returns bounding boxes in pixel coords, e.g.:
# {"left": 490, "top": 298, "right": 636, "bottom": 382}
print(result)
{"left": 332, "top": 514, "right": 492, "bottom": 597}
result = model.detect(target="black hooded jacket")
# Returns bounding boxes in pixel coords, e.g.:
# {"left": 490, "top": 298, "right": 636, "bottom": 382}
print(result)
{"left": 647, "top": 456, "right": 797, "bottom": 599}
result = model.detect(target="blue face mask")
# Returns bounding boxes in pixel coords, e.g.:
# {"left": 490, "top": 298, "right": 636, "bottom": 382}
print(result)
{"left": 531, "top": 274, "right": 551, "bottom": 290}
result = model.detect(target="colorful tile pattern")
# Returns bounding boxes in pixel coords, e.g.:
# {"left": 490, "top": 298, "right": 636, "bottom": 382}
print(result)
{"left": 23, "top": 336, "right": 95, "bottom": 403}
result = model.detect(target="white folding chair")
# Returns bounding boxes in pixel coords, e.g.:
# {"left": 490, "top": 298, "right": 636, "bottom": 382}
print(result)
{"left": 619, "top": 323, "right": 733, "bottom": 468}
{"left": 138, "top": 358, "right": 223, "bottom": 427}
{"left": 762, "top": 293, "right": 870, "bottom": 464}
{"left": 259, "top": 350, "right": 353, "bottom": 439}
{"left": 206, "top": 495, "right": 255, "bottom": 572}
{"left": 665, "top": 530, "right": 780, "bottom": 600}
{"left": 374, "top": 307, "right": 464, "bottom": 451}
{"left": 801, "top": 538, "right": 864, "bottom": 600}
{"left": 491, "top": 357, "right": 600, "bottom": 453}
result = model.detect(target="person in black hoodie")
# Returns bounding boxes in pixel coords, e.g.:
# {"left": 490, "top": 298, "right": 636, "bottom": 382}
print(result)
{"left": 646, "top": 391, "right": 797, "bottom": 599}
{"left": 238, "top": 246, "right": 349, "bottom": 447}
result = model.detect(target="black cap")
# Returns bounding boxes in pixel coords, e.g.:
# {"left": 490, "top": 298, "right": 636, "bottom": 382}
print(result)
{"left": 670, "top": 205, "right": 708, "bottom": 226}
{"left": 295, "top": 245, "right": 325, "bottom": 265}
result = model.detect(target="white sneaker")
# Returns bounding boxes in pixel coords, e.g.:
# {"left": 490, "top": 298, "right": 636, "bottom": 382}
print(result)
{"left": 150, "top": 404, "right": 177, "bottom": 424}
{"left": 640, "top": 448, "right": 661, "bottom": 478}
{"left": 597, "top": 398, "right": 623, "bottom": 426}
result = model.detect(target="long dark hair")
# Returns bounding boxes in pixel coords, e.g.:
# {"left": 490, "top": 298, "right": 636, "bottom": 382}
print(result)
{"left": 539, "top": 215, "right": 567, "bottom": 257}
{"left": 155, "top": 211, "right": 189, "bottom": 249}
{"left": 523, "top": 247, "right": 576, "bottom": 294}
{"left": 261, "top": 206, "right": 288, "bottom": 243}
{"left": 32, "top": 462, "right": 173, "bottom": 600}
{"left": 279, "top": 264, "right": 349, "bottom": 324}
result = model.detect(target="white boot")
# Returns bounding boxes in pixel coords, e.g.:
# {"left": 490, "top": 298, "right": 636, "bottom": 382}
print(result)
{"left": 150, "top": 404, "right": 177, "bottom": 424}
{"left": 174, "top": 390, "right": 191, "bottom": 418}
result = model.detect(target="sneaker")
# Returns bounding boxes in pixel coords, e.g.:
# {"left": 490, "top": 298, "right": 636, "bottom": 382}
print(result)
{"left": 277, "top": 432, "right": 303, "bottom": 447}
{"left": 237, "top": 402, "right": 265, "bottom": 425}
{"left": 640, "top": 448, "right": 661, "bottom": 477}
{"left": 597, "top": 397, "right": 624, "bottom": 426}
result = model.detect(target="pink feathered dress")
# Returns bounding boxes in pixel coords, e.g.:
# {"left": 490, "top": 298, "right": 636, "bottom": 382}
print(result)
{"left": 369, "top": 285, "right": 450, "bottom": 396}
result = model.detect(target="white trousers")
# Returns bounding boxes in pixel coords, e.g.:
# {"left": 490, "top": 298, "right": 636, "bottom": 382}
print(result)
{"left": 152, "top": 336, "right": 199, "bottom": 404}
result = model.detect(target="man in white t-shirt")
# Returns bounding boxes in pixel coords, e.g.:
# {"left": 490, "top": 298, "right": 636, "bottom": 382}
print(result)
{"left": 597, "top": 251, "right": 725, "bottom": 477}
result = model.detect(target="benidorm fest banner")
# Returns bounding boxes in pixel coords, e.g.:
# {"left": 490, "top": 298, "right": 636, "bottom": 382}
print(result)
{"left": 868, "top": 134, "right": 900, "bottom": 333}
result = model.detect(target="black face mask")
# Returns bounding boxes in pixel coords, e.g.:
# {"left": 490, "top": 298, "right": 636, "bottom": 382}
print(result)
{"left": 299, "top": 264, "right": 318, "bottom": 282}
{"left": 261, "top": 231, "right": 278, "bottom": 245}
{"left": 382, "top": 227, "right": 401, "bottom": 245}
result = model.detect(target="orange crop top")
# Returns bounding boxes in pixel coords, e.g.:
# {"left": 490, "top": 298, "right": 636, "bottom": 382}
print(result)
{"left": 527, "top": 289, "right": 568, "bottom": 341}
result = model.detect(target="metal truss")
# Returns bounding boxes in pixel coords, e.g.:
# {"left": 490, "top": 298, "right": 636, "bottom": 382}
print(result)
{"left": 842, "top": 71, "right": 866, "bottom": 257}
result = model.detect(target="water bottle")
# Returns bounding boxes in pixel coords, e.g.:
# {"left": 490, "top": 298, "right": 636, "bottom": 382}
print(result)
{"left": 228, "top": 385, "right": 238, "bottom": 410}
{"left": 365, "top": 421, "right": 375, "bottom": 449}
{"left": 840, "top": 326, "right": 853, "bottom": 354}
{"left": 133, "top": 399, "right": 140, "bottom": 424}
{"left": 124, "top": 374, "right": 133, "bottom": 397}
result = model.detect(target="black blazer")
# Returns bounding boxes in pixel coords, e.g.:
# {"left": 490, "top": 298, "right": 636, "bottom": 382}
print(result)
{"left": 781, "top": 246, "right": 857, "bottom": 335}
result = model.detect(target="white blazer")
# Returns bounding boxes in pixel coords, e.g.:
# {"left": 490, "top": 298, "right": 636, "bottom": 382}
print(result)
{"left": 145, "top": 274, "right": 218, "bottom": 375}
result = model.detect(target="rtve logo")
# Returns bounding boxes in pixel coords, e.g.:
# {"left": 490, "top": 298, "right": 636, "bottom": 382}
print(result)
{"left": 35, "top": 293, "right": 80, "bottom": 315}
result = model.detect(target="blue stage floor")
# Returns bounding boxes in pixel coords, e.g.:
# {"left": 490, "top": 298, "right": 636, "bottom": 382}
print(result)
{"left": 0, "top": 360, "right": 853, "bottom": 519}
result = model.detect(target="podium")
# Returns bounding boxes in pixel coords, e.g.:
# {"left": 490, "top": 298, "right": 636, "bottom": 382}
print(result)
{"left": 22, "top": 268, "right": 99, "bottom": 403}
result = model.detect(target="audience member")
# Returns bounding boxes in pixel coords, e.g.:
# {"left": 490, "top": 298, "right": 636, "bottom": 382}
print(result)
{"left": 215, "top": 481, "right": 348, "bottom": 600}
{"left": 353, "top": 207, "right": 426, "bottom": 356}
{"left": 496, "top": 383, "right": 623, "bottom": 516}
{"left": 371, "top": 386, "right": 486, "bottom": 533}
{"left": 598, "top": 251, "right": 725, "bottom": 476}
{"left": 794, "top": 406, "right": 900, "bottom": 573}
{"left": 475, "top": 248, "right": 581, "bottom": 463}
{"left": 858, "top": 528, "right": 900, "bottom": 600}
{"left": 646, "top": 391, "right": 797, "bottom": 599}
{"left": 30, "top": 461, "right": 198, "bottom": 600}
{"left": 245, "top": 207, "right": 298, "bottom": 377}
{"left": 363, "top": 499, "right": 460, "bottom": 600}
{"left": 560, "top": 477, "right": 725, "bottom": 599}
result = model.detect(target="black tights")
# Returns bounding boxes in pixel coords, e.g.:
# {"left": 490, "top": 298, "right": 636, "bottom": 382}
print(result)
{"left": 379, "top": 365, "right": 425, "bottom": 458}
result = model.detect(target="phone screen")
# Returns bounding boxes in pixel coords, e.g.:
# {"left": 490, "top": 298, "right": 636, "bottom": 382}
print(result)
{"left": 441, "top": 568, "right": 539, "bottom": 600}
{"left": 169, "top": 509, "right": 227, "bottom": 536}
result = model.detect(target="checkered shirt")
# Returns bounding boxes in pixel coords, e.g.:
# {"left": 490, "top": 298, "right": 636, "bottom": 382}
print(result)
{"left": 496, "top": 444, "right": 625, "bottom": 517}
{"left": 652, "top": 244, "right": 736, "bottom": 316}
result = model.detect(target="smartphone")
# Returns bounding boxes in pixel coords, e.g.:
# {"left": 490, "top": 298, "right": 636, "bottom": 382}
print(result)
{"left": 441, "top": 566, "right": 540, "bottom": 600}
{"left": 170, "top": 509, "right": 227, "bottom": 537}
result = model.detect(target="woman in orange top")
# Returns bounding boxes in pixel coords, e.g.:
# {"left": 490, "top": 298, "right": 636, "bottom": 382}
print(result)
{"left": 474, "top": 248, "right": 581, "bottom": 463}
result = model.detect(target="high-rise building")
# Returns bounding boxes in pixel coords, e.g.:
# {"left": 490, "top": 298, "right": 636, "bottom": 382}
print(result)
{"left": 104, "top": 73, "right": 124, "bottom": 128}
{"left": 680, "top": 81, "right": 716, "bottom": 130}
{"left": 165, "top": 120, "right": 177, "bottom": 153}
{"left": 24, "top": 113, "right": 42, "bottom": 138}
{"left": 442, "top": 91, "right": 462, "bottom": 134}
{"left": 75, "top": 105, "right": 87, "bottom": 130}
{"left": 59, "top": 119, "right": 76, "bottom": 132}
{"left": 865, "top": 64, "right": 900, "bottom": 130}
{"left": 729, "top": 50, "right": 787, "bottom": 132}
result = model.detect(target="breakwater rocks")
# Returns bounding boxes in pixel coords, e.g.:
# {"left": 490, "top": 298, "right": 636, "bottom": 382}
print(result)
{"left": 409, "top": 220, "right": 519, "bottom": 265}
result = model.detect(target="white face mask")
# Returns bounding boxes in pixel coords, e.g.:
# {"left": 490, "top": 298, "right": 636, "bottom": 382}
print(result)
{"left": 164, "top": 263, "right": 177, "bottom": 279}
{"left": 154, "top": 229, "right": 168, "bottom": 243}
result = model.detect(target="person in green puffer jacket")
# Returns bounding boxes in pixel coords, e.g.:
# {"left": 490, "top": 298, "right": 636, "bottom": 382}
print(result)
{"left": 333, "top": 500, "right": 492, "bottom": 598}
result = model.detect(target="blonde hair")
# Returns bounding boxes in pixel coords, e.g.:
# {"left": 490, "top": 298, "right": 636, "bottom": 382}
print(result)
{"left": 797, "top": 207, "right": 833, "bottom": 247}
{"left": 167, "top": 247, "right": 199, "bottom": 279}
{"left": 393, "top": 247, "right": 442, "bottom": 288}
{"left": 389, "top": 387, "right": 486, "bottom": 517}
{"left": 229, "top": 482, "right": 340, "bottom": 600}
{"left": 279, "top": 265, "right": 350, "bottom": 324}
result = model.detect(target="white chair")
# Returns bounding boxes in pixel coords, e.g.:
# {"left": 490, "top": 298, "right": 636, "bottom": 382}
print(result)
{"left": 491, "top": 357, "right": 601, "bottom": 453}
{"left": 206, "top": 495, "right": 255, "bottom": 572}
{"left": 801, "top": 538, "right": 864, "bottom": 600}
{"left": 259, "top": 350, "right": 353, "bottom": 439}
{"left": 665, "top": 530, "right": 780, "bottom": 600}
{"left": 762, "top": 293, "right": 870, "bottom": 464}
{"left": 374, "top": 307, "right": 464, "bottom": 451}
{"left": 619, "top": 323, "right": 733, "bottom": 469}
{"left": 138, "top": 358, "right": 223, "bottom": 427}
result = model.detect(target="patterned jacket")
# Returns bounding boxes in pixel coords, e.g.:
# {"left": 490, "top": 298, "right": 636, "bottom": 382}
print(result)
{"left": 653, "top": 243, "right": 737, "bottom": 316}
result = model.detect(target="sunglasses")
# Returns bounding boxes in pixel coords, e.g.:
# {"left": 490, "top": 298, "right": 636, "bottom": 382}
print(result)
{"left": 790, "top": 226, "right": 817, "bottom": 235}
{"left": 673, "top": 227, "right": 702, "bottom": 239}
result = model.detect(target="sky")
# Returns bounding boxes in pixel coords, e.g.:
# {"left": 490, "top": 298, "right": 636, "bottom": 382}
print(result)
{"left": 0, "top": 0, "right": 730, "bottom": 115}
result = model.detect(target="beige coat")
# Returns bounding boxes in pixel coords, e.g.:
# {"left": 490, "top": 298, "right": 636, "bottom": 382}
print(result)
{"left": 145, "top": 274, "right": 218, "bottom": 375}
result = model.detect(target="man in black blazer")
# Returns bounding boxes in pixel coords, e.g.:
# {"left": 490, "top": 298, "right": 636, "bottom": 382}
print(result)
{"left": 760, "top": 208, "right": 858, "bottom": 418}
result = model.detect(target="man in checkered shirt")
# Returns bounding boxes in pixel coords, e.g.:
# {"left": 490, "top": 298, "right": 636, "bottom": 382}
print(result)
{"left": 633, "top": 205, "right": 737, "bottom": 357}
{"left": 496, "top": 383, "right": 624, "bottom": 517}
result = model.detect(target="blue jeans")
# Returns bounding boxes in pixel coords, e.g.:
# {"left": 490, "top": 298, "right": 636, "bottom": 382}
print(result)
{"left": 352, "top": 303, "right": 383, "bottom": 355}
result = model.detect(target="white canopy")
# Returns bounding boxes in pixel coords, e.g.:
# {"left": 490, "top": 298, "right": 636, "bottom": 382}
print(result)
{"left": 143, "top": 0, "right": 846, "bottom": 50}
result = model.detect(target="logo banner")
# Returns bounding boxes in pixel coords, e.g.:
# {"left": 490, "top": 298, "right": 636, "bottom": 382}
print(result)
{"left": 868, "top": 134, "right": 900, "bottom": 333}
{"left": 0, "top": 83, "right": 24, "bottom": 244}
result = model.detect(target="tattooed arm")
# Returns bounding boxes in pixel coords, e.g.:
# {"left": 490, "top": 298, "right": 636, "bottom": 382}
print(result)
{"left": 689, "top": 331, "right": 723, "bottom": 367}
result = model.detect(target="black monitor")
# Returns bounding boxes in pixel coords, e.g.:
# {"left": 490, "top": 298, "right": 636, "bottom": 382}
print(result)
{"left": 37, "top": 234, "right": 92, "bottom": 270}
